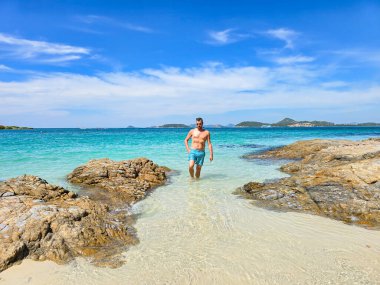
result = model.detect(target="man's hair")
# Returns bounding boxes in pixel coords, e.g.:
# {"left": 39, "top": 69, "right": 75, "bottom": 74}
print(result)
{"left": 196, "top": 117, "right": 203, "bottom": 123}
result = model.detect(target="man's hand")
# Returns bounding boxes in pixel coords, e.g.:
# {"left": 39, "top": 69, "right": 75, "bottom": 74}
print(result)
{"left": 210, "top": 155, "right": 213, "bottom": 162}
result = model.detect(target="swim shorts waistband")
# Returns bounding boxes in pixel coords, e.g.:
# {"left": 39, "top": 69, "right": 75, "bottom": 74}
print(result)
{"left": 190, "top": 148, "right": 205, "bottom": 153}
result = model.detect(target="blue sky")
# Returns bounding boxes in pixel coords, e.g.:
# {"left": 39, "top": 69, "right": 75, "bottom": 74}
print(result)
{"left": 0, "top": 0, "right": 380, "bottom": 127}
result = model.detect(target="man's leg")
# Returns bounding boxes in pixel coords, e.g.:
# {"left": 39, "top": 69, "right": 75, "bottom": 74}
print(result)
{"left": 195, "top": 165, "right": 202, "bottom": 178}
{"left": 189, "top": 160, "right": 195, "bottom": 178}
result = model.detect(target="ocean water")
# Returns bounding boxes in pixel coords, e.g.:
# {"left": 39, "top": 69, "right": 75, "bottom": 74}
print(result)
{"left": 1, "top": 127, "right": 380, "bottom": 284}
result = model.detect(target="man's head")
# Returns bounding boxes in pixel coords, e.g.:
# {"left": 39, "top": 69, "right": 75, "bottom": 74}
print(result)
{"left": 196, "top": 117, "right": 203, "bottom": 129}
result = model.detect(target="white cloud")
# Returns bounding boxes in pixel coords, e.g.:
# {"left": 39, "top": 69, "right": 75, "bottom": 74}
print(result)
{"left": 0, "top": 64, "right": 12, "bottom": 71}
{"left": 74, "top": 14, "right": 153, "bottom": 33}
{"left": 273, "top": 55, "right": 315, "bottom": 65}
{"left": 40, "top": 55, "right": 83, "bottom": 64}
{"left": 1, "top": 63, "right": 379, "bottom": 126}
{"left": 121, "top": 23, "right": 153, "bottom": 33}
{"left": 0, "top": 33, "right": 90, "bottom": 63}
{"left": 207, "top": 29, "right": 249, "bottom": 45}
{"left": 208, "top": 29, "right": 235, "bottom": 44}
{"left": 75, "top": 14, "right": 107, "bottom": 24}
{"left": 267, "top": 28, "right": 299, "bottom": 49}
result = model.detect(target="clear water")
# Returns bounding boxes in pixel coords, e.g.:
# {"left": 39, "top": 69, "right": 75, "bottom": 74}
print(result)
{"left": 1, "top": 127, "right": 380, "bottom": 284}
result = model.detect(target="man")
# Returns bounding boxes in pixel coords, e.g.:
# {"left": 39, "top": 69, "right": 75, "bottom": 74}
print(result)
{"left": 184, "top": 117, "right": 213, "bottom": 178}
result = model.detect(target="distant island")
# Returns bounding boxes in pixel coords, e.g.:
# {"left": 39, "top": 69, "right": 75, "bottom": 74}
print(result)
{"left": 158, "top": 124, "right": 190, "bottom": 128}
{"left": 0, "top": 125, "right": 33, "bottom": 130}
{"left": 236, "top": 118, "right": 380, "bottom": 128}
{"left": 235, "top": 121, "right": 270, "bottom": 127}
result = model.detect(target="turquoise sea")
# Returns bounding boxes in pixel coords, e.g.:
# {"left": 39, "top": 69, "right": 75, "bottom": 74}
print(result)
{"left": 1, "top": 127, "right": 380, "bottom": 285}
{"left": 2, "top": 127, "right": 380, "bottom": 184}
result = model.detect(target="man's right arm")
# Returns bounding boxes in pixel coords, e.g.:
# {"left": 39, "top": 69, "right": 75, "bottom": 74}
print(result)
{"left": 184, "top": 130, "right": 193, "bottom": 153}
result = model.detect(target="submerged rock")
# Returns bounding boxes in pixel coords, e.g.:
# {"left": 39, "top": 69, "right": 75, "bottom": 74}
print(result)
{"left": 237, "top": 138, "right": 380, "bottom": 228}
{"left": 0, "top": 175, "right": 138, "bottom": 272}
{"left": 67, "top": 157, "right": 169, "bottom": 204}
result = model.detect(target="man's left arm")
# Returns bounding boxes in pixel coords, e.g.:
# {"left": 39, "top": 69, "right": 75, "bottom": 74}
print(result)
{"left": 207, "top": 132, "right": 213, "bottom": 161}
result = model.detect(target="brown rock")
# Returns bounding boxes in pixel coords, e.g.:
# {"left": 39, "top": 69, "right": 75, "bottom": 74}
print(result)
{"left": 67, "top": 158, "right": 168, "bottom": 204}
{"left": 237, "top": 138, "right": 380, "bottom": 229}
{"left": 0, "top": 175, "right": 137, "bottom": 273}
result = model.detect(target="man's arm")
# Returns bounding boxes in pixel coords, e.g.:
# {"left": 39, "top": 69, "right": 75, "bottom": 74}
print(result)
{"left": 184, "top": 130, "right": 193, "bottom": 153}
{"left": 207, "top": 132, "right": 213, "bottom": 161}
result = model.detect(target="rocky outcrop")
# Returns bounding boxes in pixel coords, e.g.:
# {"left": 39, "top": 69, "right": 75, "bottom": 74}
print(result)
{"left": 0, "top": 158, "right": 169, "bottom": 272}
{"left": 0, "top": 175, "right": 137, "bottom": 272}
{"left": 237, "top": 138, "right": 380, "bottom": 228}
{"left": 67, "top": 158, "right": 168, "bottom": 204}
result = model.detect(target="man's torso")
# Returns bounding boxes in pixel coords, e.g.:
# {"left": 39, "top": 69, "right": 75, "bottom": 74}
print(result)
{"left": 191, "top": 128, "right": 209, "bottom": 150}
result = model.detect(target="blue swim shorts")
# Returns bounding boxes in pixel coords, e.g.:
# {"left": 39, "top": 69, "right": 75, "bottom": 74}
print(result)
{"left": 188, "top": 148, "right": 206, "bottom": 166}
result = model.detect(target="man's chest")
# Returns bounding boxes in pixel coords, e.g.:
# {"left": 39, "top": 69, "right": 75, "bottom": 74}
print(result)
{"left": 193, "top": 130, "right": 208, "bottom": 141}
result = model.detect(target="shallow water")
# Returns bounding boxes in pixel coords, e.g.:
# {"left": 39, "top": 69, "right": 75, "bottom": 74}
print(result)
{"left": 1, "top": 127, "right": 380, "bottom": 284}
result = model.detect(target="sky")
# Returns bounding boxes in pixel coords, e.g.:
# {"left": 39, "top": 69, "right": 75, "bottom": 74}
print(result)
{"left": 0, "top": 0, "right": 380, "bottom": 127}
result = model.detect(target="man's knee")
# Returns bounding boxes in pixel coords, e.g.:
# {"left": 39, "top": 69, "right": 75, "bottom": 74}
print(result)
{"left": 195, "top": 165, "right": 202, "bottom": 178}
{"left": 189, "top": 161, "right": 195, "bottom": 168}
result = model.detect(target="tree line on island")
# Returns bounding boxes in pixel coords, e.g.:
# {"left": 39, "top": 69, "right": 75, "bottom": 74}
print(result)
{"left": 0, "top": 125, "right": 33, "bottom": 130}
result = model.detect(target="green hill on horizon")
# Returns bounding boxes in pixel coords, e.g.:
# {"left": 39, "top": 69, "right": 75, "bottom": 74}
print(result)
{"left": 158, "top": 124, "right": 190, "bottom": 128}
{"left": 272, "top": 118, "right": 297, "bottom": 126}
{"left": 235, "top": 121, "right": 268, "bottom": 127}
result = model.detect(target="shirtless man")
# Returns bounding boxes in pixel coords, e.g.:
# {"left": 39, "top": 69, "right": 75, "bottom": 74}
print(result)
{"left": 184, "top": 117, "right": 213, "bottom": 178}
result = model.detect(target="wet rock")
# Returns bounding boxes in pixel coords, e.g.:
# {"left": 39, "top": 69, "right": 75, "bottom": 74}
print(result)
{"left": 237, "top": 138, "right": 380, "bottom": 228}
{"left": 0, "top": 175, "right": 137, "bottom": 272}
{"left": 67, "top": 158, "right": 168, "bottom": 204}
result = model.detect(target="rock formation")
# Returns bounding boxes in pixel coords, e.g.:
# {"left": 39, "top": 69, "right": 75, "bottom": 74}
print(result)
{"left": 237, "top": 138, "right": 380, "bottom": 228}
{"left": 0, "top": 175, "right": 138, "bottom": 272}
{"left": 0, "top": 158, "right": 169, "bottom": 272}
{"left": 67, "top": 157, "right": 168, "bottom": 204}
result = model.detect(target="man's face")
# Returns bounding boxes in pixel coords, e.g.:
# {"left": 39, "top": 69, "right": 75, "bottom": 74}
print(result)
{"left": 196, "top": 121, "right": 203, "bottom": 128}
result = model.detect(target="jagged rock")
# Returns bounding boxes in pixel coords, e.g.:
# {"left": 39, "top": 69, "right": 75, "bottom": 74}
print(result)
{"left": 67, "top": 158, "right": 168, "bottom": 204}
{"left": 237, "top": 138, "right": 380, "bottom": 228}
{"left": 0, "top": 175, "right": 137, "bottom": 273}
